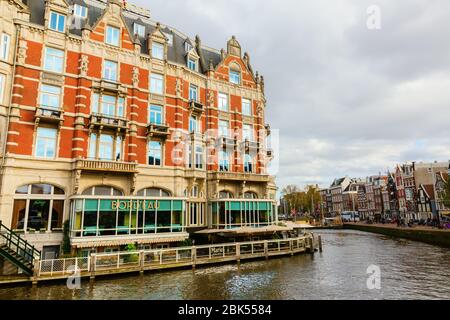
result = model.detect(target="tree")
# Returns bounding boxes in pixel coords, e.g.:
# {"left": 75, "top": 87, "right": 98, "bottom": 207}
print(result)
{"left": 443, "top": 179, "right": 450, "bottom": 208}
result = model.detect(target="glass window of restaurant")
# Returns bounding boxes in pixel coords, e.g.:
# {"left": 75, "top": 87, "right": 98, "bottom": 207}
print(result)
{"left": 209, "top": 201, "right": 275, "bottom": 229}
{"left": 71, "top": 187, "right": 183, "bottom": 237}
{"left": 11, "top": 184, "right": 65, "bottom": 232}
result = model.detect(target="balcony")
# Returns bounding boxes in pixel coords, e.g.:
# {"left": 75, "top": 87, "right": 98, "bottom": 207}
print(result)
{"left": 208, "top": 171, "right": 271, "bottom": 183}
{"left": 189, "top": 100, "right": 204, "bottom": 114}
{"left": 218, "top": 136, "right": 236, "bottom": 149}
{"left": 265, "top": 124, "right": 271, "bottom": 136}
{"left": 147, "top": 123, "right": 170, "bottom": 139}
{"left": 92, "top": 79, "right": 127, "bottom": 95}
{"left": 241, "top": 139, "right": 260, "bottom": 151}
{"left": 35, "top": 106, "right": 64, "bottom": 125}
{"left": 74, "top": 159, "right": 137, "bottom": 173}
{"left": 89, "top": 113, "right": 129, "bottom": 132}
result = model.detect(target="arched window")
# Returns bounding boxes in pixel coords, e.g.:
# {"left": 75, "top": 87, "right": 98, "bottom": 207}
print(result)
{"left": 82, "top": 186, "right": 123, "bottom": 196}
{"left": 12, "top": 184, "right": 65, "bottom": 232}
{"left": 137, "top": 187, "right": 171, "bottom": 197}
{"left": 244, "top": 191, "right": 258, "bottom": 199}
{"left": 219, "top": 190, "right": 234, "bottom": 199}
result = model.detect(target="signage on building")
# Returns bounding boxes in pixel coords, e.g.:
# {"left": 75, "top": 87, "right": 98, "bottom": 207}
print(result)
{"left": 111, "top": 200, "right": 161, "bottom": 210}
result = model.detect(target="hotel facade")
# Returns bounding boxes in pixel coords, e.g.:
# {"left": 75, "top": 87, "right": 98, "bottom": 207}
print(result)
{"left": 0, "top": 0, "right": 277, "bottom": 258}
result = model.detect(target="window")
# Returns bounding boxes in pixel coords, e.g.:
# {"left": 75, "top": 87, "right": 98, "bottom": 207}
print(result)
{"left": 242, "top": 98, "right": 251, "bottom": 116}
{"left": 49, "top": 11, "right": 66, "bottom": 32}
{"left": 189, "top": 84, "right": 198, "bottom": 101}
{"left": 40, "top": 85, "right": 61, "bottom": 109}
{"left": 92, "top": 93, "right": 125, "bottom": 117}
{"left": 219, "top": 120, "right": 229, "bottom": 137}
{"left": 185, "top": 41, "right": 193, "bottom": 52}
{"left": 106, "top": 26, "right": 120, "bottom": 46}
{"left": 229, "top": 70, "right": 241, "bottom": 85}
{"left": 88, "top": 133, "right": 122, "bottom": 161}
{"left": 73, "top": 4, "right": 88, "bottom": 18}
{"left": 188, "top": 58, "right": 197, "bottom": 71}
{"left": 103, "top": 60, "right": 118, "bottom": 81}
{"left": 150, "top": 73, "right": 164, "bottom": 94}
{"left": 219, "top": 190, "right": 233, "bottom": 199}
{"left": 0, "top": 33, "right": 10, "bottom": 61}
{"left": 0, "top": 73, "right": 5, "bottom": 104}
{"left": 35, "top": 127, "right": 57, "bottom": 158}
{"left": 152, "top": 42, "right": 164, "bottom": 60}
{"left": 137, "top": 188, "right": 171, "bottom": 197}
{"left": 12, "top": 184, "right": 64, "bottom": 232}
{"left": 219, "top": 150, "right": 230, "bottom": 172}
{"left": 148, "top": 141, "right": 162, "bottom": 166}
{"left": 133, "top": 23, "right": 145, "bottom": 37}
{"left": 148, "top": 105, "right": 163, "bottom": 124}
{"left": 82, "top": 186, "right": 123, "bottom": 196}
{"left": 44, "top": 47, "right": 64, "bottom": 73}
{"left": 243, "top": 124, "right": 253, "bottom": 141}
{"left": 189, "top": 115, "right": 199, "bottom": 133}
{"left": 218, "top": 93, "right": 228, "bottom": 112}
{"left": 195, "top": 145, "right": 203, "bottom": 169}
{"left": 244, "top": 191, "right": 258, "bottom": 199}
{"left": 244, "top": 153, "right": 254, "bottom": 173}
{"left": 163, "top": 32, "right": 173, "bottom": 46}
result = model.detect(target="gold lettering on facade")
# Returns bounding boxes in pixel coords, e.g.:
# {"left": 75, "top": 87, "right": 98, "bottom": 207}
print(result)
{"left": 111, "top": 200, "right": 161, "bottom": 210}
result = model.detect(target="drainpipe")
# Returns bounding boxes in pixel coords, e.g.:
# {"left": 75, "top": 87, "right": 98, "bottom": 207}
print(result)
{"left": 1, "top": 22, "right": 20, "bottom": 184}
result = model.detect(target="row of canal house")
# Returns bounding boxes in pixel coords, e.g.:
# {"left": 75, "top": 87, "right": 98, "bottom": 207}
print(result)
{"left": 0, "top": 0, "right": 280, "bottom": 262}
{"left": 320, "top": 161, "right": 450, "bottom": 222}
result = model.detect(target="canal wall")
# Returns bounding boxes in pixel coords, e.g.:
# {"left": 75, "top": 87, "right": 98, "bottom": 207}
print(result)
{"left": 344, "top": 224, "right": 450, "bottom": 248}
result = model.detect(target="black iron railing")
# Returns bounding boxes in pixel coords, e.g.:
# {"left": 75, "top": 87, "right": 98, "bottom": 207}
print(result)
{"left": 0, "top": 220, "right": 41, "bottom": 264}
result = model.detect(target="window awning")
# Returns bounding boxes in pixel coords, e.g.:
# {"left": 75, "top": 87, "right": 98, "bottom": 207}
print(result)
{"left": 72, "top": 235, "right": 189, "bottom": 248}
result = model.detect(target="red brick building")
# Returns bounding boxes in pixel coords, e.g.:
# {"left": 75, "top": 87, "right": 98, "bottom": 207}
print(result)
{"left": 0, "top": 0, "right": 277, "bottom": 256}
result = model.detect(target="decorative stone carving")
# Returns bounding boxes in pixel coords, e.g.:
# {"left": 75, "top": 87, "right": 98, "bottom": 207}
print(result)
{"left": 17, "top": 40, "right": 28, "bottom": 65}
{"left": 207, "top": 90, "right": 215, "bottom": 107}
{"left": 79, "top": 55, "right": 89, "bottom": 77}
{"left": 74, "top": 169, "right": 82, "bottom": 194}
{"left": 132, "top": 67, "right": 139, "bottom": 87}
{"left": 227, "top": 36, "right": 241, "bottom": 57}
{"left": 176, "top": 78, "right": 183, "bottom": 97}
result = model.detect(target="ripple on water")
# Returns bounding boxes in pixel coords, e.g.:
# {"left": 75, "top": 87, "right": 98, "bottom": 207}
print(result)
{"left": 0, "top": 230, "right": 449, "bottom": 300}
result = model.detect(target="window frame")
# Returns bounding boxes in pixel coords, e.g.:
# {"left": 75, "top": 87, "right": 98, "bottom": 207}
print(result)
{"left": 187, "top": 58, "right": 198, "bottom": 72}
{"left": 105, "top": 25, "right": 120, "bottom": 47}
{"left": 151, "top": 42, "right": 165, "bottom": 60}
{"left": 133, "top": 23, "right": 145, "bottom": 37}
{"left": 103, "top": 60, "right": 118, "bottom": 82}
{"left": 148, "top": 104, "right": 164, "bottom": 125}
{"left": 189, "top": 84, "right": 198, "bottom": 101}
{"left": 43, "top": 47, "right": 64, "bottom": 74}
{"left": 0, "top": 33, "right": 11, "bottom": 61}
{"left": 73, "top": 4, "right": 88, "bottom": 18}
{"left": 0, "top": 73, "right": 5, "bottom": 104}
{"left": 150, "top": 73, "right": 164, "bottom": 95}
{"left": 39, "top": 84, "right": 61, "bottom": 110}
{"left": 35, "top": 127, "right": 58, "bottom": 159}
{"left": 242, "top": 98, "right": 252, "bottom": 116}
{"left": 49, "top": 11, "right": 66, "bottom": 33}
{"left": 148, "top": 140, "right": 163, "bottom": 166}
{"left": 229, "top": 70, "right": 241, "bottom": 85}
{"left": 218, "top": 92, "right": 228, "bottom": 112}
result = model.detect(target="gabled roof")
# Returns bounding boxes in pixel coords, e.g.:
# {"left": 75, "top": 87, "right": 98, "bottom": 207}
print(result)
{"left": 25, "top": 0, "right": 229, "bottom": 74}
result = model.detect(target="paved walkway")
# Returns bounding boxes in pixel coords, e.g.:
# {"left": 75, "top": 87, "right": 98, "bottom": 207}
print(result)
{"left": 345, "top": 222, "right": 450, "bottom": 233}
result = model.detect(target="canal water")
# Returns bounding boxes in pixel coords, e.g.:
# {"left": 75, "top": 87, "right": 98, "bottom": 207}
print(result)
{"left": 0, "top": 230, "right": 449, "bottom": 300}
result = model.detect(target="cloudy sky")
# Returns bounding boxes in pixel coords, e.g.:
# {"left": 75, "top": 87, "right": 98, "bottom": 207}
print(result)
{"left": 134, "top": 0, "right": 450, "bottom": 190}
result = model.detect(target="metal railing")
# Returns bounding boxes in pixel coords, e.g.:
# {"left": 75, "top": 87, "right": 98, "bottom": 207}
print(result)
{"left": 0, "top": 220, "right": 41, "bottom": 264}
{"left": 35, "top": 236, "right": 313, "bottom": 277}
{"left": 38, "top": 257, "right": 90, "bottom": 276}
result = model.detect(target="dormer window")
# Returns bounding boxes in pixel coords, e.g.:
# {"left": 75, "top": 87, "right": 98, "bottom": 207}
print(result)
{"left": 152, "top": 42, "right": 164, "bottom": 60}
{"left": 188, "top": 58, "right": 198, "bottom": 72}
{"left": 133, "top": 23, "right": 145, "bottom": 37}
{"left": 49, "top": 11, "right": 66, "bottom": 33}
{"left": 229, "top": 70, "right": 241, "bottom": 85}
{"left": 185, "top": 42, "right": 193, "bottom": 52}
{"left": 73, "top": 4, "right": 87, "bottom": 18}
{"left": 106, "top": 26, "right": 120, "bottom": 47}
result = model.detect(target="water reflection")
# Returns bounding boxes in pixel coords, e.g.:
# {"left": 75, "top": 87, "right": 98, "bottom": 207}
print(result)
{"left": 1, "top": 230, "right": 449, "bottom": 300}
